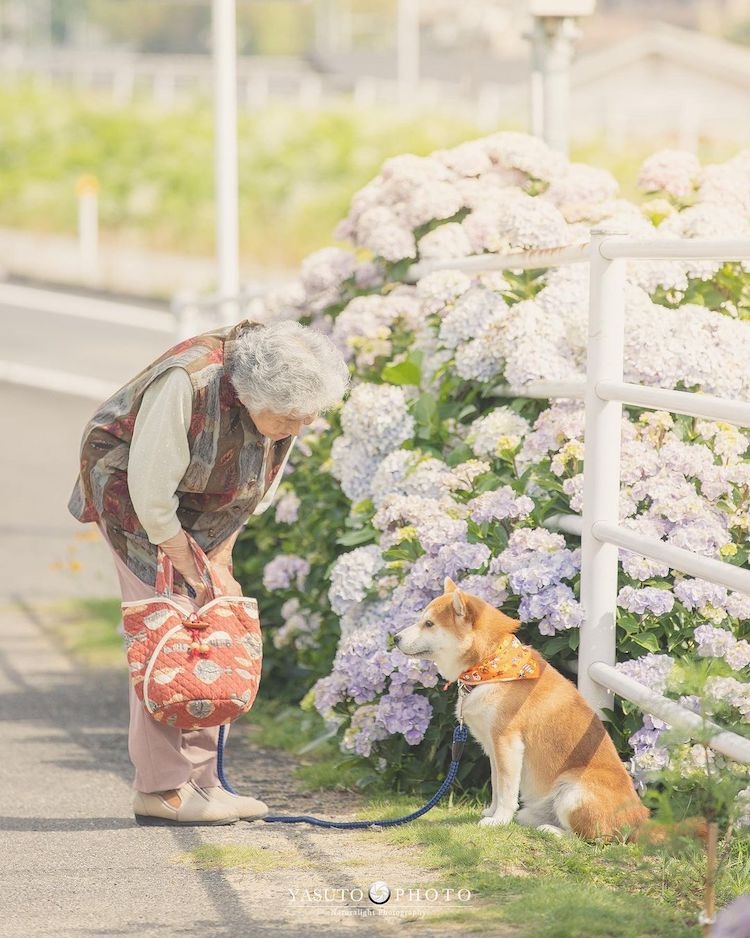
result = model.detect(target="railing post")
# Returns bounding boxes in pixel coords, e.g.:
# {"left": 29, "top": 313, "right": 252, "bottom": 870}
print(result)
{"left": 579, "top": 229, "right": 627, "bottom": 715}
{"left": 172, "top": 291, "right": 199, "bottom": 341}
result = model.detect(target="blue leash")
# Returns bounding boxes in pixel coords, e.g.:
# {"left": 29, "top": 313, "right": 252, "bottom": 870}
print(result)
{"left": 217, "top": 722, "right": 469, "bottom": 829}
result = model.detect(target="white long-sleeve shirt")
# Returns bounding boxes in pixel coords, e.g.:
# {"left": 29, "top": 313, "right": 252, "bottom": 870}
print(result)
{"left": 127, "top": 367, "right": 292, "bottom": 545}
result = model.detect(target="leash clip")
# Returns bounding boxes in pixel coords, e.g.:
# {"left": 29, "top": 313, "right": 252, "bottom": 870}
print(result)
{"left": 456, "top": 680, "right": 472, "bottom": 728}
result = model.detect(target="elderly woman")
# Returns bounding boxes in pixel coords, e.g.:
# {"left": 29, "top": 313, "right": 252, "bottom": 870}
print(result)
{"left": 69, "top": 319, "right": 349, "bottom": 826}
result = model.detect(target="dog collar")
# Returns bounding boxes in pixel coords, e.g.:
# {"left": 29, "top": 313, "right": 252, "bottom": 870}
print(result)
{"left": 451, "top": 634, "right": 540, "bottom": 688}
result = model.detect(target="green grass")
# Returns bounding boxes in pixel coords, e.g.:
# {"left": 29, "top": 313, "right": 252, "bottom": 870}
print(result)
{"left": 176, "top": 843, "right": 294, "bottom": 872}
{"left": 348, "top": 801, "right": 746, "bottom": 937}
{"left": 39, "top": 596, "right": 124, "bottom": 668}
{"left": 247, "top": 701, "right": 748, "bottom": 936}
{"left": 0, "top": 81, "right": 483, "bottom": 269}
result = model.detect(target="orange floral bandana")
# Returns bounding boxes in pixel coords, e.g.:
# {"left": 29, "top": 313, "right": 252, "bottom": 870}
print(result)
{"left": 457, "top": 634, "right": 540, "bottom": 685}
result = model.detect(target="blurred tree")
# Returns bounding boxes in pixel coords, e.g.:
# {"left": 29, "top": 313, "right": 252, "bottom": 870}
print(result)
{"left": 77, "top": 0, "right": 323, "bottom": 56}
{"left": 237, "top": 1, "right": 314, "bottom": 56}
{"left": 87, "top": 0, "right": 211, "bottom": 53}
{"left": 50, "top": 0, "right": 86, "bottom": 43}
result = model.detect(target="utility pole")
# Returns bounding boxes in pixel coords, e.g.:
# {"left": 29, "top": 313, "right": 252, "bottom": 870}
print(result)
{"left": 212, "top": 0, "right": 240, "bottom": 325}
{"left": 527, "top": 1, "right": 595, "bottom": 155}
{"left": 396, "top": 0, "right": 420, "bottom": 108}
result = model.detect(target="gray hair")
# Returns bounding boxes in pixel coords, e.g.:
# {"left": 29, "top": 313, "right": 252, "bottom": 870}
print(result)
{"left": 230, "top": 320, "right": 350, "bottom": 415}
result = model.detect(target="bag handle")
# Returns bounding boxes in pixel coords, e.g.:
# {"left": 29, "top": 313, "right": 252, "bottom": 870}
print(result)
{"left": 155, "top": 532, "right": 222, "bottom": 600}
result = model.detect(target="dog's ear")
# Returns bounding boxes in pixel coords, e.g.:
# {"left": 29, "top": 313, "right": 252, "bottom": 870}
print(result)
{"left": 444, "top": 577, "right": 458, "bottom": 593}
{"left": 452, "top": 589, "right": 466, "bottom": 618}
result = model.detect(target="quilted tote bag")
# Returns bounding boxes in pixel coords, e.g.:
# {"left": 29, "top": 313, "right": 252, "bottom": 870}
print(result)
{"left": 122, "top": 539, "right": 262, "bottom": 730}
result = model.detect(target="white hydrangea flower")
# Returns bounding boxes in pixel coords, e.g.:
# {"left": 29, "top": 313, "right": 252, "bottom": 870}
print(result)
{"left": 434, "top": 139, "right": 493, "bottom": 177}
{"left": 453, "top": 327, "right": 505, "bottom": 382}
{"left": 637, "top": 149, "right": 701, "bottom": 199}
{"left": 329, "top": 545, "right": 385, "bottom": 617}
{"left": 332, "top": 292, "right": 421, "bottom": 362}
{"left": 399, "top": 180, "right": 464, "bottom": 230}
{"left": 465, "top": 407, "right": 531, "bottom": 458}
{"left": 416, "top": 268, "right": 472, "bottom": 314}
{"left": 697, "top": 155, "right": 750, "bottom": 215}
{"left": 339, "top": 383, "right": 415, "bottom": 458}
{"left": 329, "top": 436, "right": 383, "bottom": 502}
{"left": 482, "top": 131, "right": 567, "bottom": 181}
{"left": 417, "top": 222, "right": 473, "bottom": 259}
{"left": 299, "top": 247, "right": 356, "bottom": 297}
{"left": 462, "top": 192, "right": 571, "bottom": 254}
{"left": 501, "top": 300, "right": 581, "bottom": 389}
{"left": 542, "top": 162, "right": 619, "bottom": 221}
{"left": 438, "top": 287, "right": 507, "bottom": 350}
{"left": 259, "top": 280, "right": 307, "bottom": 323}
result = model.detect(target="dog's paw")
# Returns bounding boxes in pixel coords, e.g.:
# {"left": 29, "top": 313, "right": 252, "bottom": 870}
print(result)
{"left": 478, "top": 814, "right": 514, "bottom": 827}
{"left": 536, "top": 824, "right": 566, "bottom": 838}
{"left": 480, "top": 806, "right": 496, "bottom": 818}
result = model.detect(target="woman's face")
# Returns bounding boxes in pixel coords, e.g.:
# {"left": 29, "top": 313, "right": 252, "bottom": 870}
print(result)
{"left": 249, "top": 410, "right": 315, "bottom": 441}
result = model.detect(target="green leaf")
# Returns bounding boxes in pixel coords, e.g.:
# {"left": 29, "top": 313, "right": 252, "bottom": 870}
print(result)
{"left": 381, "top": 359, "right": 421, "bottom": 386}
{"left": 383, "top": 540, "right": 426, "bottom": 563}
{"left": 541, "top": 634, "right": 572, "bottom": 656}
{"left": 412, "top": 392, "right": 438, "bottom": 428}
{"left": 631, "top": 633, "right": 662, "bottom": 653}
{"left": 336, "top": 526, "right": 376, "bottom": 547}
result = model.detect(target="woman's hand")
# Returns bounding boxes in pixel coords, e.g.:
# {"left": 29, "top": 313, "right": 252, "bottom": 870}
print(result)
{"left": 209, "top": 563, "right": 243, "bottom": 597}
{"left": 158, "top": 529, "right": 209, "bottom": 603}
{"left": 184, "top": 577, "right": 210, "bottom": 607}
{"left": 206, "top": 530, "right": 242, "bottom": 596}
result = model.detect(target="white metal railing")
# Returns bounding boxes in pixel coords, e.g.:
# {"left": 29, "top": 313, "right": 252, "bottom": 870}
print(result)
{"left": 171, "top": 288, "right": 266, "bottom": 339}
{"left": 412, "top": 231, "right": 750, "bottom": 763}
{"left": 578, "top": 231, "right": 750, "bottom": 731}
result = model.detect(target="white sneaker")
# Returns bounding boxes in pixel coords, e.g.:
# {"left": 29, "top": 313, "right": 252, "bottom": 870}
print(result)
{"left": 204, "top": 786, "right": 269, "bottom": 820}
{"left": 133, "top": 780, "right": 240, "bottom": 826}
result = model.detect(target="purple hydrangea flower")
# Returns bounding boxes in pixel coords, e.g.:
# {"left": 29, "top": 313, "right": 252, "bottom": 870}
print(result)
{"left": 674, "top": 577, "right": 728, "bottom": 611}
{"left": 694, "top": 624, "right": 737, "bottom": 659}
{"left": 519, "top": 583, "right": 585, "bottom": 635}
{"left": 342, "top": 704, "right": 390, "bottom": 757}
{"left": 376, "top": 692, "right": 433, "bottom": 745}
{"left": 496, "top": 528, "right": 580, "bottom": 595}
{"left": 456, "top": 573, "right": 509, "bottom": 608}
{"left": 616, "top": 654, "right": 675, "bottom": 694}
{"left": 468, "top": 486, "right": 534, "bottom": 524}
{"left": 262, "top": 554, "right": 310, "bottom": 591}
{"left": 617, "top": 586, "right": 675, "bottom": 616}
{"left": 274, "top": 490, "right": 301, "bottom": 524}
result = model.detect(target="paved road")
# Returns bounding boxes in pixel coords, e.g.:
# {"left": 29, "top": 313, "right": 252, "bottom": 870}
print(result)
{"left": 1, "top": 604, "right": 471, "bottom": 938}
{"left": 0, "top": 283, "right": 176, "bottom": 600}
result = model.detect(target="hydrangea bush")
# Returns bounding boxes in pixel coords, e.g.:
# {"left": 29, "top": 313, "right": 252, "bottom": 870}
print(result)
{"left": 235, "top": 134, "right": 750, "bottom": 798}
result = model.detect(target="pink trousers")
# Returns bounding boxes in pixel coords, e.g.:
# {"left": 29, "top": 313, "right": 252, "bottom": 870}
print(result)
{"left": 107, "top": 541, "right": 224, "bottom": 793}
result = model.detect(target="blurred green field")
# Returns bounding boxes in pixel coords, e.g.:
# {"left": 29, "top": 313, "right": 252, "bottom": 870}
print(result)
{"left": 0, "top": 82, "right": 741, "bottom": 267}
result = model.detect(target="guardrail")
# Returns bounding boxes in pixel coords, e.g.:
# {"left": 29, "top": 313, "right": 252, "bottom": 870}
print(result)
{"left": 414, "top": 231, "right": 750, "bottom": 764}
{"left": 578, "top": 231, "right": 750, "bottom": 736}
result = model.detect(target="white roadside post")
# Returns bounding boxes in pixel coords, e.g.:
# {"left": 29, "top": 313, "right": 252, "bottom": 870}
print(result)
{"left": 527, "top": 1, "right": 595, "bottom": 155}
{"left": 578, "top": 230, "right": 627, "bottom": 715}
{"left": 396, "top": 0, "right": 420, "bottom": 109}
{"left": 212, "top": 0, "right": 240, "bottom": 325}
{"left": 76, "top": 174, "right": 100, "bottom": 283}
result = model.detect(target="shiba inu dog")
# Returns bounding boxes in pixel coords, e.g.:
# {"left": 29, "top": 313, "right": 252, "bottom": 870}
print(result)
{"left": 395, "top": 578, "right": 649, "bottom": 840}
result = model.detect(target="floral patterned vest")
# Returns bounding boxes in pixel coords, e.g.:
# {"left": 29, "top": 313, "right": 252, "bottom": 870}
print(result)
{"left": 68, "top": 320, "right": 293, "bottom": 586}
